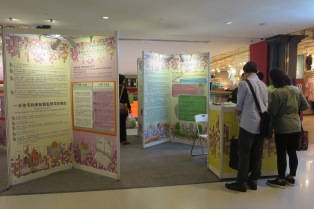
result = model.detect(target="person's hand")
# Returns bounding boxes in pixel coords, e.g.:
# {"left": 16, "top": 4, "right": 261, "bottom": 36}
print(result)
{"left": 235, "top": 109, "right": 242, "bottom": 116}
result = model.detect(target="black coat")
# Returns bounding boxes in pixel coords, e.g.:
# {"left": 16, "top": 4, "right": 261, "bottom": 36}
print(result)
{"left": 119, "top": 85, "right": 131, "bottom": 109}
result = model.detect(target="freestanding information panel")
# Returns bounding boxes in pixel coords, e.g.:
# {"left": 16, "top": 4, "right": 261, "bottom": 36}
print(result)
{"left": 3, "top": 28, "right": 120, "bottom": 186}
{"left": 207, "top": 103, "right": 277, "bottom": 179}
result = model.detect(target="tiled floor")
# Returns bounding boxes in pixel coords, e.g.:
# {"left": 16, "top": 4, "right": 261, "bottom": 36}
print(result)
{"left": 0, "top": 116, "right": 313, "bottom": 209}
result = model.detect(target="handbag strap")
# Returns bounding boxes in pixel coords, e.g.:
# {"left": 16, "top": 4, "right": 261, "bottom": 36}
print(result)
{"left": 245, "top": 79, "right": 262, "bottom": 115}
{"left": 119, "top": 85, "right": 125, "bottom": 102}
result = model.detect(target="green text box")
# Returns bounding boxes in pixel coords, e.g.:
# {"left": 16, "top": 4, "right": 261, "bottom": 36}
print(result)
{"left": 178, "top": 95, "right": 206, "bottom": 121}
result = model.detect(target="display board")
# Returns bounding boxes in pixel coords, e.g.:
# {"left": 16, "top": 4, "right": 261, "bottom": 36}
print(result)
{"left": 0, "top": 90, "right": 5, "bottom": 148}
{"left": 70, "top": 36, "right": 119, "bottom": 177}
{"left": 137, "top": 58, "right": 143, "bottom": 138}
{"left": 4, "top": 33, "right": 73, "bottom": 184}
{"left": 140, "top": 51, "right": 209, "bottom": 147}
{"left": 142, "top": 52, "right": 171, "bottom": 147}
{"left": 72, "top": 81, "right": 116, "bottom": 135}
{"left": 170, "top": 53, "right": 209, "bottom": 144}
{"left": 0, "top": 40, "right": 3, "bottom": 81}
{"left": 3, "top": 29, "right": 120, "bottom": 185}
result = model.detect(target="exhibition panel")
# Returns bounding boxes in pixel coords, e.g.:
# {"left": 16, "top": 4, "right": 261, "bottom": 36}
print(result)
{"left": 139, "top": 51, "right": 210, "bottom": 148}
{"left": 2, "top": 28, "right": 120, "bottom": 186}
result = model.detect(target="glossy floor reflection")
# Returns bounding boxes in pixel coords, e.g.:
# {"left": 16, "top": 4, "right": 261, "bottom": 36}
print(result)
{"left": 1, "top": 147, "right": 313, "bottom": 209}
{"left": 0, "top": 120, "right": 313, "bottom": 209}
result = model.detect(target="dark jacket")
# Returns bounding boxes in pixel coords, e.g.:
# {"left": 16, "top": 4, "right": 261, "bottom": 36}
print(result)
{"left": 227, "top": 87, "right": 238, "bottom": 103}
{"left": 119, "top": 85, "right": 131, "bottom": 109}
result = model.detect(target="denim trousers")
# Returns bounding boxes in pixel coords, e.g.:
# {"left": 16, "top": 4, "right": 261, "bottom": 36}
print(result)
{"left": 237, "top": 128, "right": 265, "bottom": 183}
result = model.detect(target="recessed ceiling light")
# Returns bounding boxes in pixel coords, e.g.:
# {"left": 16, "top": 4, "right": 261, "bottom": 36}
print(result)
{"left": 102, "top": 16, "right": 109, "bottom": 19}
{"left": 225, "top": 21, "right": 232, "bottom": 25}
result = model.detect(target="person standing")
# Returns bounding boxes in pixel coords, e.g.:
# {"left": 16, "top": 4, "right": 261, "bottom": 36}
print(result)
{"left": 266, "top": 68, "right": 309, "bottom": 188}
{"left": 257, "top": 71, "right": 264, "bottom": 81}
{"left": 225, "top": 61, "right": 268, "bottom": 192}
{"left": 227, "top": 73, "right": 244, "bottom": 104}
{"left": 119, "top": 74, "right": 132, "bottom": 145}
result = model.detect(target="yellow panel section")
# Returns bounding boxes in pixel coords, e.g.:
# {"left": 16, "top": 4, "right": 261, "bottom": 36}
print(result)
{"left": 208, "top": 109, "right": 221, "bottom": 171}
{"left": 209, "top": 104, "right": 277, "bottom": 178}
{"left": 222, "top": 110, "right": 240, "bottom": 175}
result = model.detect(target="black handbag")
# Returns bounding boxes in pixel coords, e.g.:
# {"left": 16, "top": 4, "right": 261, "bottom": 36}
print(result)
{"left": 229, "top": 137, "right": 238, "bottom": 170}
{"left": 245, "top": 79, "right": 272, "bottom": 138}
{"left": 229, "top": 137, "right": 253, "bottom": 170}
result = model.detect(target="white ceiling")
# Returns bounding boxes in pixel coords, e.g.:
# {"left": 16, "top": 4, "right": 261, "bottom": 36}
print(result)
{"left": 1, "top": 0, "right": 314, "bottom": 74}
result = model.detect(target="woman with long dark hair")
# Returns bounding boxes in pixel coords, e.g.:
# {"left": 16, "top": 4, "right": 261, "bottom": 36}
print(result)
{"left": 267, "top": 68, "right": 309, "bottom": 188}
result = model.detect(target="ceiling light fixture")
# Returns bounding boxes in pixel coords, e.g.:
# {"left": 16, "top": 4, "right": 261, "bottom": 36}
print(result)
{"left": 9, "top": 17, "right": 13, "bottom": 21}
{"left": 102, "top": 16, "right": 109, "bottom": 19}
{"left": 225, "top": 21, "right": 232, "bottom": 25}
{"left": 49, "top": 19, "right": 54, "bottom": 23}
{"left": 51, "top": 39, "right": 61, "bottom": 50}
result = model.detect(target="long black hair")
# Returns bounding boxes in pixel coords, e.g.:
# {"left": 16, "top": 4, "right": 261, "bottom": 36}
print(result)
{"left": 119, "top": 74, "right": 126, "bottom": 85}
{"left": 268, "top": 68, "right": 292, "bottom": 88}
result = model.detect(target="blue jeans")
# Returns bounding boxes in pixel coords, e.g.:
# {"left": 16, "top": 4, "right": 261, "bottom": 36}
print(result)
{"left": 237, "top": 128, "right": 265, "bottom": 183}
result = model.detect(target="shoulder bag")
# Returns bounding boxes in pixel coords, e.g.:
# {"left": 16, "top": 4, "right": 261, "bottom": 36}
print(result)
{"left": 245, "top": 79, "right": 272, "bottom": 138}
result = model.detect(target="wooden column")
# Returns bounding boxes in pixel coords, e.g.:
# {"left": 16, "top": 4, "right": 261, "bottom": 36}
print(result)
{"left": 266, "top": 35, "right": 306, "bottom": 81}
